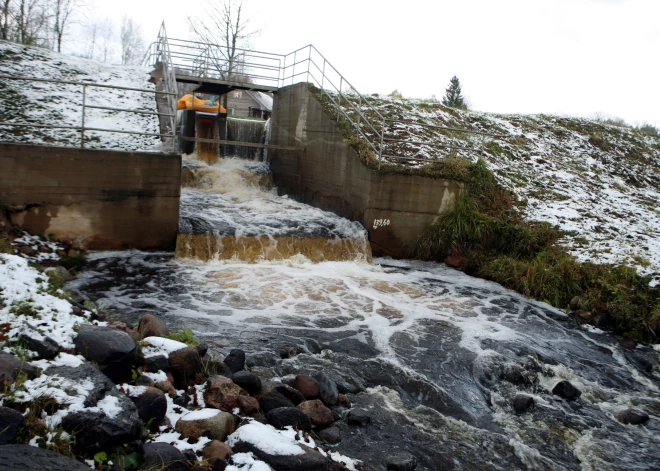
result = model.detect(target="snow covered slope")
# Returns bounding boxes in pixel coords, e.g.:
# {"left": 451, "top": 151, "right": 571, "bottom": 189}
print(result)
{"left": 0, "top": 40, "right": 161, "bottom": 151}
{"left": 336, "top": 93, "right": 660, "bottom": 282}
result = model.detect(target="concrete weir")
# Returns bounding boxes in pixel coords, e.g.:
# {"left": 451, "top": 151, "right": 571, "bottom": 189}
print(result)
{"left": 269, "top": 83, "right": 464, "bottom": 257}
{"left": 0, "top": 143, "right": 181, "bottom": 250}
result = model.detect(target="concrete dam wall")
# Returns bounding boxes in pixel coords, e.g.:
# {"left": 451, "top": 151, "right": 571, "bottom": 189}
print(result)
{"left": 268, "top": 83, "right": 464, "bottom": 257}
{"left": 0, "top": 143, "right": 181, "bottom": 250}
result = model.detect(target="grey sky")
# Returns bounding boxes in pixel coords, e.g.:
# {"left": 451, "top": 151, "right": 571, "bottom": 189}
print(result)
{"left": 76, "top": 0, "right": 659, "bottom": 127}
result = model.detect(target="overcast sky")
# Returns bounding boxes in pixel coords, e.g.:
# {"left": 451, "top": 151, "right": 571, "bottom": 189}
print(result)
{"left": 72, "top": 0, "right": 659, "bottom": 127}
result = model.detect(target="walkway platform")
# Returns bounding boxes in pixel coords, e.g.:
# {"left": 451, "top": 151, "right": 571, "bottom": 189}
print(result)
{"left": 175, "top": 74, "right": 279, "bottom": 96}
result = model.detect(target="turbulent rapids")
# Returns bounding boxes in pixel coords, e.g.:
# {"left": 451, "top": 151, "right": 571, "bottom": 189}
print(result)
{"left": 69, "top": 157, "right": 660, "bottom": 471}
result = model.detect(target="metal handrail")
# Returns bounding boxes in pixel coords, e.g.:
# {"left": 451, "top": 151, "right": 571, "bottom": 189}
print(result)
{"left": 142, "top": 25, "right": 494, "bottom": 165}
{"left": 0, "top": 75, "right": 175, "bottom": 150}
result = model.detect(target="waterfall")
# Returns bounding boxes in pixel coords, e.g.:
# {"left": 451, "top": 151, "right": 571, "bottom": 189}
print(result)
{"left": 176, "top": 157, "right": 371, "bottom": 263}
{"left": 226, "top": 118, "right": 267, "bottom": 160}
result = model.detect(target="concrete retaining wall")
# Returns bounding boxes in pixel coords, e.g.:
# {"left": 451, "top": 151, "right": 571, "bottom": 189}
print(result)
{"left": 269, "top": 83, "right": 463, "bottom": 257}
{"left": 0, "top": 143, "right": 181, "bottom": 250}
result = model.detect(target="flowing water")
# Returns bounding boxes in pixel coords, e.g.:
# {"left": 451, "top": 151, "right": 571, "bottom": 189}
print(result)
{"left": 69, "top": 159, "right": 660, "bottom": 471}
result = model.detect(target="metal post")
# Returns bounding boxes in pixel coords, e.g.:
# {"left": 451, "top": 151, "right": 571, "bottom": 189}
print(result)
{"left": 337, "top": 76, "right": 343, "bottom": 120}
{"left": 81, "top": 85, "right": 87, "bottom": 148}
{"left": 356, "top": 94, "right": 361, "bottom": 139}
{"left": 306, "top": 46, "right": 311, "bottom": 83}
{"left": 379, "top": 115, "right": 385, "bottom": 169}
{"left": 292, "top": 50, "right": 297, "bottom": 86}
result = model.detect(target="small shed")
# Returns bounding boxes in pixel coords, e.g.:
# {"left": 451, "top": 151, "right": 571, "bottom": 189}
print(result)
{"left": 226, "top": 90, "right": 273, "bottom": 120}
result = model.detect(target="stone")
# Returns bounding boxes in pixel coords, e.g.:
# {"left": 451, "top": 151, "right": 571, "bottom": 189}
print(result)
{"left": 297, "top": 400, "right": 334, "bottom": 428}
{"left": 44, "top": 265, "right": 73, "bottom": 282}
{"left": 135, "top": 375, "right": 155, "bottom": 387}
{"left": 231, "top": 440, "right": 329, "bottom": 471}
{"left": 265, "top": 383, "right": 305, "bottom": 406}
{"left": 47, "top": 362, "right": 115, "bottom": 407}
{"left": 615, "top": 408, "right": 650, "bottom": 425}
{"left": 444, "top": 255, "right": 468, "bottom": 270}
{"left": 144, "top": 354, "right": 170, "bottom": 373}
{"left": 569, "top": 296, "right": 582, "bottom": 310}
{"left": 315, "top": 372, "right": 339, "bottom": 406}
{"left": 169, "top": 346, "right": 202, "bottom": 387}
{"left": 155, "top": 381, "right": 178, "bottom": 398}
{"left": 73, "top": 325, "right": 137, "bottom": 384}
{"left": 204, "top": 375, "right": 247, "bottom": 411}
{"left": 137, "top": 314, "right": 170, "bottom": 339}
{"left": 223, "top": 349, "right": 246, "bottom": 374}
{"left": 293, "top": 375, "right": 320, "bottom": 399}
{"left": 128, "top": 386, "right": 167, "bottom": 426}
{"left": 207, "top": 361, "right": 234, "bottom": 378}
{"left": 266, "top": 407, "right": 312, "bottom": 431}
{"left": 0, "top": 352, "right": 36, "bottom": 386}
{"left": 346, "top": 409, "right": 371, "bottom": 426}
{"left": 202, "top": 440, "right": 234, "bottom": 461}
{"left": 197, "top": 342, "right": 209, "bottom": 358}
{"left": 0, "top": 407, "right": 24, "bottom": 445}
{"left": 337, "top": 394, "right": 351, "bottom": 408}
{"left": 513, "top": 394, "right": 535, "bottom": 414}
{"left": 0, "top": 444, "right": 91, "bottom": 470}
{"left": 575, "top": 309, "right": 595, "bottom": 323}
{"left": 279, "top": 345, "right": 302, "bottom": 359}
{"left": 175, "top": 409, "right": 235, "bottom": 441}
{"left": 318, "top": 425, "right": 341, "bottom": 444}
{"left": 142, "top": 442, "right": 188, "bottom": 471}
{"left": 232, "top": 371, "right": 262, "bottom": 395}
{"left": 19, "top": 334, "right": 59, "bottom": 360}
{"left": 60, "top": 397, "right": 142, "bottom": 453}
{"left": 237, "top": 395, "right": 260, "bottom": 416}
{"left": 502, "top": 364, "right": 536, "bottom": 387}
{"left": 552, "top": 380, "right": 581, "bottom": 401}
{"left": 386, "top": 453, "right": 418, "bottom": 471}
{"left": 304, "top": 339, "right": 322, "bottom": 354}
{"left": 260, "top": 390, "right": 295, "bottom": 412}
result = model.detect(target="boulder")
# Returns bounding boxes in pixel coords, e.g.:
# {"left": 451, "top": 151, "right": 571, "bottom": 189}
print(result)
{"left": 575, "top": 310, "right": 595, "bottom": 323}
{"left": 169, "top": 346, "right": 202, "bottom": 387}
{"left": 263, "top": 384, "right": 305, "bottom": 406}
{"left": 513, "top": 394, "right": 535, "bottom": 414}
{"left": 202, "top": 440, "right": 234, "bottom": 461}
{"left": 0, "top": 444, "right": 90, "bottom": 470}
{"left": 260, "top": 390, "right": 294, "bottom": 412}
{"left": 175, "top": 409, "right": 235, "bottom": 441}
{"left": 386, "top": 453, "right": 418, "bottom": 471}
{"left": 60, "top": 395, "right": 142, "bottom": 453}
{"left": 337, "top": 394, "right": 351, "bottom": 408}
{"left": 223, "top": 349, "right": 246, "bottom": 374}
{"left": 135, "top": 375, "right": 155, "bottom": 387}
{"left": 0, "top": 407, "right": 24, "bottom": 445}
{"left": 74, "top": 325, "right": 137, "bottom": 384}
{"left": 142, "top": 442, "right": 188, "bottom": 471}
{"left": 279, "top": 345, "right": 302, "bottom": 359}
{"left": 297, "top": 400, "right": 334, "bottom": 428}
{"left": 346, "top": 409, "right": 371, "bottom": 426}
{"left": 137, "top": 314, "right": 170, "bottom": 339}
{"left": 20, "top": 334, "right": 59, "bottom": 359}
{"left": 128, "top": 386, "right": 167, "bottom": 426}
{"left": 0, "top": 352, "right": 36, "bottom": 386}
{"left": 207, "top": 361, "right": 234, "bottom": 378}
{"left": 293, "top": 375, "right": 320, "bottom": 399}
{"left": 318, "top": 425, "right": 341, "bottom": 444}
{"left": 315, "top": 372, "right": 338, "bottom": 406}
{"left": 232, "top": 371, "right": 262, "bottom": 395}
{"left": 197, "top": 342, "right": 209, "bottom": 358}
{"left": 143, "top": 354, "right": 170, "bottom": 373}
{"left": 47, "top": 362, "right": 115, "bottom": 407}
{"left": 266, "top": 407, "right": 312, "bottom": 431}
{"left": 615, "top": 408, "right": 650, "bottom": 425}
{"left": 231, "top": 440, "right": 329, "bottom": 471}
{"left": 237, "top": 395, "right": 260, "bottom": 416}
{"left": 552, "top": 380, "right": 581, "bottom": 401}
{"left": 204, "top": 376, "right": 247, "bottom": 411}
{"left": 154, "top": 381, "right": 178, "bottom": 398}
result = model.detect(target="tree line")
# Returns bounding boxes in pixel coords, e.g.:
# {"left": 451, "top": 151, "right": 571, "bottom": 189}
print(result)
{"left": 0, "top": 0, "right": 144, "bottom": 64}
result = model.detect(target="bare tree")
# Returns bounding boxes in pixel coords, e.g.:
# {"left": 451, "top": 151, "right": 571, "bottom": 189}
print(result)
{"left": 186, "top": 0, "right": 259, "bottom": 108}
{"left": 84, "top": 21, "right": 97, "bottom": 59}
{"left": 1, "top": 0, "right": 11, "bottom": 40}
{"left": 120, "top": 15, "right": 143, "bottom": 65}
{"left": 13, "top": 0, "right": 48, "bottom": 46}
{"left": 97, "top": 18, "right": 114, "bottom": 62}
{"left": 51, "top": 0, "right": 82, "bottom": 52}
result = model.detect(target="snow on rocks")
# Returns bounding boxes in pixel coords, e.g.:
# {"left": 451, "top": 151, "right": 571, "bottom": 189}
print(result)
{"left": 141, "top": 336, "right": 188, "bottom": 358}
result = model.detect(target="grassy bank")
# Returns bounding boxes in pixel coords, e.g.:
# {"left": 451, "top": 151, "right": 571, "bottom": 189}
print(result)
{"left": 413, "top": 158, "right": 660, "bottom": 343}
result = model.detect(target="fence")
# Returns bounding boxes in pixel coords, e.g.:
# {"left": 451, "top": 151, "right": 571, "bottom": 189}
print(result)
{"left": 0, "top": 74, "right": 177, "bottom": 152}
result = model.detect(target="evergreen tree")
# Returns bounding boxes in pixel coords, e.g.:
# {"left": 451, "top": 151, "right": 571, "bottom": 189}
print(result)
{"left": 442, "top": 75, "right": 468, "bottom": 110}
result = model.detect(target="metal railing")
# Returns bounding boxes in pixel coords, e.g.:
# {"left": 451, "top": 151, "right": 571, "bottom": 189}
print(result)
{"left": 142, "top": 24, "right": 499, "bottom": 165}
{"left": 0, "top": 74, "right": 176, "bottom": 151}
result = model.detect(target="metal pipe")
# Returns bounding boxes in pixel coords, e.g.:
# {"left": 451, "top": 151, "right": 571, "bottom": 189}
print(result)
{"left": 80, "top": 85, "right": 86, "bottom": 148}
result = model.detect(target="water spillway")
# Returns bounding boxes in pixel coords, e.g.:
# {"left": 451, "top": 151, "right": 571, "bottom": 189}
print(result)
{"left": 68, "top": 157, "right": 660, "bottom": 471}
{"left": 226, "top": 118, "right": 268, "bottom": 160}
{"left": 177, "top": 158, "right": 371, "bottom": 263}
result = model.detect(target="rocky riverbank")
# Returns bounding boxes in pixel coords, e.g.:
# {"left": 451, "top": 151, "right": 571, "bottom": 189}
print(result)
{"left": 0, "top": 230, "right": 369, "bottom": 470}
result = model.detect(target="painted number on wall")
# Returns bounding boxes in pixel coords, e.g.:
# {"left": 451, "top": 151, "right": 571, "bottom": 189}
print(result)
{"left": 372, "top": 219, "right": 391, "bottom": 230}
